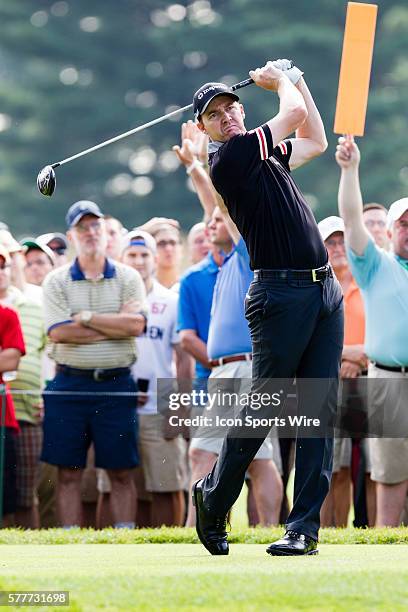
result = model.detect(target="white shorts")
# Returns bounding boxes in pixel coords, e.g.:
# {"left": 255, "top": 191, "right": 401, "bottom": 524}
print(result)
{"left": 189, "top": 360, "right": 281, "bottom": 470}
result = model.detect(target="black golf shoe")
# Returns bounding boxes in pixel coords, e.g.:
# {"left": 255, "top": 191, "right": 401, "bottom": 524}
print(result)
{"left": 192, "top": 479, "right": 229, "bottom": 555}
{"left": 266, "top": 530, "right": 318, "bottom": 556}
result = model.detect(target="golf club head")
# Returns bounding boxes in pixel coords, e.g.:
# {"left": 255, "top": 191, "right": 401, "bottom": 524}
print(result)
{"left": 37, "top": 165, "right": 56, "bottom": 197}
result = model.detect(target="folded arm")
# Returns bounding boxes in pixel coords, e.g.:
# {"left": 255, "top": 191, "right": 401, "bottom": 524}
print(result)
{"left": 75, "top": 311, "right": 146, "bottom": 339}
{"left": 48, "top": 323, "right": 108, "bottom": 344}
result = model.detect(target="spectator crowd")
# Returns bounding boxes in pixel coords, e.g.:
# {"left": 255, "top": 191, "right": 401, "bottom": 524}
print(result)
{"left": 0, "top": 125, "right": 407, "bottom": 530}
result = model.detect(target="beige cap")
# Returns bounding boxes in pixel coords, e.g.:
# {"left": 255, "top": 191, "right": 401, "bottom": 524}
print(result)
{"left": 36, "top": 232, "right": 68, "bottom": 249}
{"left": 21, "top": 239, "right": 55, "bottom": 264}
{"left": 318, "top": 216, "right": 345, "bottom": 241}
{"left": 0, "top": 229, "right": 22, "bottom": 253}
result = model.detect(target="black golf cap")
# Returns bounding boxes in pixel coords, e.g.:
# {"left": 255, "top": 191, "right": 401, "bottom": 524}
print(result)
{"left": 66, "top": 200, "right": 104, "bottom": 228}
{"left": 193, "top": 82, "right": 239, "bottom": 120}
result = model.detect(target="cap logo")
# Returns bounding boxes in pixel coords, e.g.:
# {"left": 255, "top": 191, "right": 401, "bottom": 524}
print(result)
{"left": 199, "top": 86, "right": 218, "bottom": 98}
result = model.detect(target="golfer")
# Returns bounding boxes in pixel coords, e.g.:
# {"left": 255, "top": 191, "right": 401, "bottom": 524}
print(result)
{"left": 192, "top": 60, "right": 344, "bottom": 556}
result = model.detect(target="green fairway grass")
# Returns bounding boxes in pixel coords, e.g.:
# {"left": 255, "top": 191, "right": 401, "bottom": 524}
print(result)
{"left": 1, "top": 526, "right": 408, "bottom": 545}
{"left": 1, "top": 544, "right": 408, "bottom": 611}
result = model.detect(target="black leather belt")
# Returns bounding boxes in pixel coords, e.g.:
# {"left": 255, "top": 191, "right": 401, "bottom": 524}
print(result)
{"left": 373, "top": 363, "right": 407, "bottom": 374}
{"left": 56, "top": 364, "right": 131, "bottom": 381}
{"left": 254, "top": 264, "right": 332, "bottom": 283}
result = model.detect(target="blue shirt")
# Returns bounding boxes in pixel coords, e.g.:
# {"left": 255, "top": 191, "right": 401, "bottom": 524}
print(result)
{"left": 207, "top": 238, "right": 253, "bottom": 359}
{"left": 347, "top": 238, "right": 408, "bottom": 365}
{"left": 178, "top": 253, "right": 219, "bottom": 378}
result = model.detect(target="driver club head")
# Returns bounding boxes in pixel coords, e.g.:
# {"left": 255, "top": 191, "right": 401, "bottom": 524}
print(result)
{"left": 37, "top": 165, "right": 56, "bottom": 197}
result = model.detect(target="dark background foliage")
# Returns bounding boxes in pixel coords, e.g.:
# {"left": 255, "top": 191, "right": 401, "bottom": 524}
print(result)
{"left": 0, "top": 0, "right": 407, "bottom": 236}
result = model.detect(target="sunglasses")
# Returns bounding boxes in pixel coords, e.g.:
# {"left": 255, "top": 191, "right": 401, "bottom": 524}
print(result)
{"left": 49, "top": 246, "right": 67, "bottom": 255}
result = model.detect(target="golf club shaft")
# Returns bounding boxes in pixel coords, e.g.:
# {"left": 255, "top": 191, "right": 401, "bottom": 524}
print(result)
{"left": 52, "top": 77, "right": 254, "bottom": 169}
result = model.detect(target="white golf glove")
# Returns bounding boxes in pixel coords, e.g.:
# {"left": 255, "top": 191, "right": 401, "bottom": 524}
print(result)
{"left": 272, "top": 58, "right": 304, "bottom": 85}
{"left": 271, "top": 58, "right": 293, "bottom": 72}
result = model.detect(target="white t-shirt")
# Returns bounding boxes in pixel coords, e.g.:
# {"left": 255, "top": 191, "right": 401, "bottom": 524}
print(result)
{"left": 24, "top": 283, "right": 43, "bottom": 305}
{"left": 132, "top": 280, "right": 179, "bottom": 415}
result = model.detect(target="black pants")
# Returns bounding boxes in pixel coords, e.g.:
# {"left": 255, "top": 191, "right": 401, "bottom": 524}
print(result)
{"left": 201, "top": 273, "right": 344, "bottom": 540}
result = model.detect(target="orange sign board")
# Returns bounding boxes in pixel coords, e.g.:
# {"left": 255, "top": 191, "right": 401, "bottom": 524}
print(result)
{"left": 334, "top": 2, "right": 378, "bottom": 136}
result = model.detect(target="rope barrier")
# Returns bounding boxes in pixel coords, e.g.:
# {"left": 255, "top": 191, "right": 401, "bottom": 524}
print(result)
{"left": 3, "top": 389, "right": 157, "bottom": 397}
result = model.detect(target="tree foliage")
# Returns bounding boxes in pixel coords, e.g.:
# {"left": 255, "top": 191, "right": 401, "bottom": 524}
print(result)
{"left": 0, "top": 0, "right": 407, "bottom": 236}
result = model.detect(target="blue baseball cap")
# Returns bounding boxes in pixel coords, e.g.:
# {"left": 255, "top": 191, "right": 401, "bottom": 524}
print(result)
{"left": 193, "top": 82, "right": 239, "bottom": 120}
{"left": 66, "top": 200, "right": 104, "bottom": 228}
{"left": 122, "top": 230, "right": 157, "bottom": 255}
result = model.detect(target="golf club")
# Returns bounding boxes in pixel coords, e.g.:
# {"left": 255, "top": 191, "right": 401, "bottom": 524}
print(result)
{"left": 37, "top": 77, "right": 254, "bottom": 197}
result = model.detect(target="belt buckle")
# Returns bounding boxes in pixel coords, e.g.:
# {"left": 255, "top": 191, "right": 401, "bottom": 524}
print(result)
{"left": 93, "top": 368, "right": 104, "bottom": 382}
{"left": 311, "top": 268, "right": 318, "bottom": 282}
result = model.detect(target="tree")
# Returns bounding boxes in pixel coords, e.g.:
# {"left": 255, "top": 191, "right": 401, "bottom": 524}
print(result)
{"left": 0, "top": 0, "right": 406, "bottom": 236}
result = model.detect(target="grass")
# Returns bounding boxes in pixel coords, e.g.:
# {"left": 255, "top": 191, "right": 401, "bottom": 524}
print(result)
{"left": 2, "top": 479, "right": 407, "bottom": 609}
{"left": 1, "top": 526, "right": 408, "bottom": 545}
{"left": 1, "top": 544, "right": 408, "bottom": 610}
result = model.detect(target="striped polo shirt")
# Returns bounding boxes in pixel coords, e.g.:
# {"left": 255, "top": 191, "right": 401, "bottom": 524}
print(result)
{"left": 43, "top": 258, "right": 147, "bottom": 369}
{"left": 7, "top": 287, "right": 46, "bottom": 424}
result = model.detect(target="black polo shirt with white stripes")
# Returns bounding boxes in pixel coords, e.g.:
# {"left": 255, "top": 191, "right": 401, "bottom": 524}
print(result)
{"left": 209, "top": 123, "right": 327, "bottom": 271}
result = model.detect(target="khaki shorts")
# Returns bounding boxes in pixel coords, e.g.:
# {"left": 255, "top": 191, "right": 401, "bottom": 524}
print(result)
{"left": 369, "top": 438, "right": 408, "bottom": 484}
{"left": 139, "top": 413, "right": 187, "bottom": 492}
{"left": 97, "top": 414, "right": 186, "bottom": 494}
{"left": 189, "top": 361, "right": 279, "bottom": 466}
{"left": 368, "top": 364, "right": 408, "bottom": 484}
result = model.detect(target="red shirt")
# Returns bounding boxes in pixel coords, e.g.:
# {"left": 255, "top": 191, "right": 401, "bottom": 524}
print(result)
{"left": 0, "top": 305, "right": 26, "bottom": 430}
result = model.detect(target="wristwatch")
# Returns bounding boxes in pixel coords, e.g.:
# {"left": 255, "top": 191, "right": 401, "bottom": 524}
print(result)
{"left": 80, "top": 310, "right": 93, "bottom": 326}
